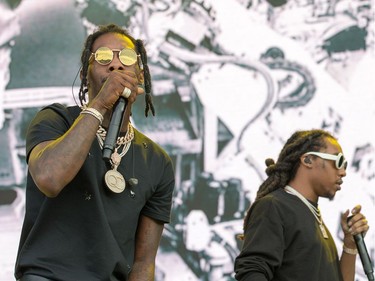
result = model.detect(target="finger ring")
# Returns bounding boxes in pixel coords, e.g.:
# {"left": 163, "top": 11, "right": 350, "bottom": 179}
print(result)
{"left": 122, "top": 87, "right": 131, "bottom": 98}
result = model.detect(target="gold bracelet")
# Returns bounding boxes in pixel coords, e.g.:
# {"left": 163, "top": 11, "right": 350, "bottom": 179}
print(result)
{"left": 343, "top": 245, "right": 358, "bottom": 255}
{"left": 80, "top": 108, "right": 103, "bottom": 125}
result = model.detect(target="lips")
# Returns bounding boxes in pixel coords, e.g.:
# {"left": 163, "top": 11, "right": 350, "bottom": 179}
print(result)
{"left": 336, "top": 180, "right": 343, "bottom": 190}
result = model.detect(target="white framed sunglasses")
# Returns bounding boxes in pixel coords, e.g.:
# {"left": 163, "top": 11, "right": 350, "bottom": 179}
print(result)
{"left": 304, "top": 152, "right": 347, "bottom": 170}
{"left": 91, "top": 47, "right": 139, "bottom": 66}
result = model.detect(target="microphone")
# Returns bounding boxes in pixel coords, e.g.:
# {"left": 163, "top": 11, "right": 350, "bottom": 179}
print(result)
{"left": 128, "top": 178, "right": 138, "bottom": 198}
{"left": 347, "top": 216, "right": 374, "bottom": 281}
{"left": 129, "top": 178, "right": 138, "bottom": 187}
{"left": 102, "top": 97, "right": 127, "bottom": 161}
{"left": 354, "top": 233, "right": 374, "bottom": 281}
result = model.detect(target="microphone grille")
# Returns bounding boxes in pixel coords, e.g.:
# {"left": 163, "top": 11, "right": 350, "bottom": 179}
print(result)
{"left": 129, "top": 178, "right": 138, "bottom": 186}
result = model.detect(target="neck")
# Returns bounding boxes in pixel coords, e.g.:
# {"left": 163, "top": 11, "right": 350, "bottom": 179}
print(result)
{"left": 287, "top": 181, "right": 318, "bottom": 203}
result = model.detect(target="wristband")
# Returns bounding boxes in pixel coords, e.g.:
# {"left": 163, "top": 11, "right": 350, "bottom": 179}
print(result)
{"left": 80, "top": 107, "right": 103, "bottom": 125}
{"left": 343, "top": 245, "right": 358, "bottom": 255}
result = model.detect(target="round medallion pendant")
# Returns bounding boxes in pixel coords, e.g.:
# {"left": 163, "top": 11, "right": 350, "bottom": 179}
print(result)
{"left": 104, "top": 170, "right": 126, "bottom": 193}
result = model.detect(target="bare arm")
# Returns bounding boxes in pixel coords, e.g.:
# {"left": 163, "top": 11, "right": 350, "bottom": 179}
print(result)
{"left": 128, "top": 215, "right": 165, "bottom": 281}
{"left": 339, "top": 205, "right": 370, "bottom": 281}
{"left": 28, "top": 108, "right": 105, "bottom": 197}
{"left": 29, "top": 70, "right": 144, "bottom": 197}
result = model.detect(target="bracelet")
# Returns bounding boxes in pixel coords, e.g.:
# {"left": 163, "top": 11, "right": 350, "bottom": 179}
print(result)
{"left": 343, "top": 245, "right": 358, "bottom": 255}
{"left": 80, "top": 107, "right": 103, "bottom": 125}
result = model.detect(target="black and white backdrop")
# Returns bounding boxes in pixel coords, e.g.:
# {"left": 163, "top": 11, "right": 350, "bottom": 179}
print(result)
{"left": 0, "top": 0, "right": 374, "bottom": 280}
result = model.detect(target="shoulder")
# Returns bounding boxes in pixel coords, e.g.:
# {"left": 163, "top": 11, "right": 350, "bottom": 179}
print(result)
{"left": 251, "top": 188, "right": 298, "bottom": 217}
{"left": 41, "top": 103, "right": 74, "bottom": 114}
{"left": 29, "top": 103, "right": 77, "bottom": 130}
{"left": 36, "top": 103, "right": 80, "bottom": 124}
{"left": 257, "top": 188, "right": 286, "bottom": 205}
{"left": 133, "top": 127, "right": 172, "bottom": 161}
{"left": 26, "top": 104, "right": 80, "bottom": 160}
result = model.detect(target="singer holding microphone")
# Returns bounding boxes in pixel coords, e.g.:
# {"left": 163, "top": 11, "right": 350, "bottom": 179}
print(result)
{"left": 15, "top": 24, "right": 175, "bottom": 281}
{"left": 234, "top": 129, "right": 371, "bottom": 281}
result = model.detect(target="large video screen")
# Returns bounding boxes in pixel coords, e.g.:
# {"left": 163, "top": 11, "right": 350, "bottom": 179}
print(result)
{"left": 0, "top": 0, "right": 374, "bottom": 280}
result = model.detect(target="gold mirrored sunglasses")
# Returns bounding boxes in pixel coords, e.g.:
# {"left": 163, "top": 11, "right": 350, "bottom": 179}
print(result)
{"left": 92, "top": 47, "right": 139, "bottom": 66}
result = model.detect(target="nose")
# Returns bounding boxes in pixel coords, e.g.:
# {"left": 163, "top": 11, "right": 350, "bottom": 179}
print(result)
{"left": 339, "top": 167, "right": 347, "bottom": 177}
{"left": 108, "top": 54, "right": 124, "bottom": 71}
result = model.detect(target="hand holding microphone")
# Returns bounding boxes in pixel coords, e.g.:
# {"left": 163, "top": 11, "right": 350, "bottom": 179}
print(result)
{"left": 102, "top": 87, "right": 132, "bottom": 161}
{"left": 98, "top": 67, "right": 144, "bottom": 161}
{"left": 345, "top": 207, "right": 374, "bottom": 281}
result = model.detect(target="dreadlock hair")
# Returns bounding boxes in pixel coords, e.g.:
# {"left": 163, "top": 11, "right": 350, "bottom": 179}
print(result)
{"left": 78, "top": 23, "right": 155, "bottom": 117}
{"left": 240, "top": 129, "right": 336, "bottom": 237}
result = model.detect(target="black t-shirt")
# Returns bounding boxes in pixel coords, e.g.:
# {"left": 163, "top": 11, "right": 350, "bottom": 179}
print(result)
{"left": 234, "top": 188, "right": 343, "bottom": 281}
{"left": 15, "top": 104, "right": 175, "bottom": 281}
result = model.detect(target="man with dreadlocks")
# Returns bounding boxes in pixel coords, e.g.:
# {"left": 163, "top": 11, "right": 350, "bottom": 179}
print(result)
{"left": 234, "top": 129, "right": 370, "bottom": 281}
{"left": 15, "top": 24, "right": 175, "bottom": 281}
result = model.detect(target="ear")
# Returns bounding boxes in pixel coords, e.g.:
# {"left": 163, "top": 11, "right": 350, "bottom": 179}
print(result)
{"left": 80, "top": 68, "right": 83, "bottom": 80}
{"left": 304, "top": 156, "right": 311, "bottom": 164}
{"left": 301, "top": 155, "right": 312, "bottom": 167}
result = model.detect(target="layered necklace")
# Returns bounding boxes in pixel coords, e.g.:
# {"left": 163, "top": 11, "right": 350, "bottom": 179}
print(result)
{"left": 96, "top": 123, "right": 134, "bottom": 193}
{"left": 284, "top": 185, "right": 329, "bottom": 239}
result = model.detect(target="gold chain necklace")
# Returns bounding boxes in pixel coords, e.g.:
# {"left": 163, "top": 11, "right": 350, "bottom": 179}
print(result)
{"left": 284, "top": 185, "right": 329, "bottom": 239}
{"left": 96, "top": 123, "right": 134, "bottom": 193}
{"left": 96, "top": 123, "right": 134, "bottom": 148}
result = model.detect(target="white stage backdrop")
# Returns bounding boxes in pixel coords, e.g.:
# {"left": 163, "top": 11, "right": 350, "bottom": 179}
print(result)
{"left": 0, "top": 0, "right": 374, "bottom": 280}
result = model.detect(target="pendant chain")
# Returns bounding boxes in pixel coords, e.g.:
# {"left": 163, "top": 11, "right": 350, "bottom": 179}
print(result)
{"left": 94, "top": 122, "right": 134, "bottom": 194}
{"left": 96, "top": 123, "right": 134, "bottom": 161}
{"left": 284, "top": 185, "right": 329, "bottom": 239}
